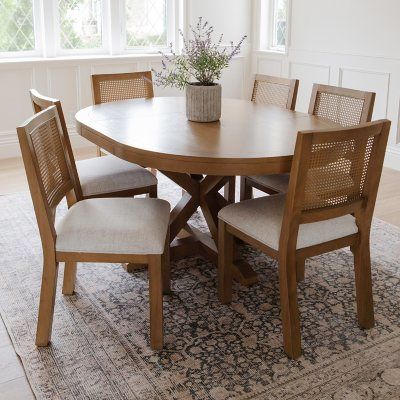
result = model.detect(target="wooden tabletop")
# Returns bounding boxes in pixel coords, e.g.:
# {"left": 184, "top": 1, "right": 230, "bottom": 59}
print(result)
{"left": 75, "top": 97, "right": 338, "bottom": 175}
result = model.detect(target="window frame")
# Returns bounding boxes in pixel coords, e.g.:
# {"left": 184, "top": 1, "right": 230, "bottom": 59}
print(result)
{"left": 270, "top": 0, "right": 287, "bottom": 52}
{"left": 54, "top": 0, "right": 109, "bottom": 56}
{"left": 256, "top": 0, "right": 290, "bottom": 55}
{"left": 0, "top": 0, "right": 43, "bottom": 58}
{"left": 121, "top": 0, "right": 175, "bottom": 55}
{"left": 0, "top": 0, "right": 183, "bottom": 60}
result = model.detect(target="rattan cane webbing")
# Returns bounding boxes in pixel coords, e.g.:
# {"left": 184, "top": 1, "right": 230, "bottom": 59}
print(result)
{"left": 30, "top": 117, "right": 71, "bottom": 208}
{"left": 97, "top": 76, "right": 152, "bottom": 103}
{"left": 252, "top": 80, "right": 291, "bottom": 108}
{"left": 303, "top": 134, "right": 376, "bottom": 211}
{"left": 312, "top": 91, "right": 365, "bottom": 127}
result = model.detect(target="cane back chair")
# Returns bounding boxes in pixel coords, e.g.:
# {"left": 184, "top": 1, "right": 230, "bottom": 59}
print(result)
{"left": 219, "top": 120, "right": 390, "bottom": 359}
{"left": 241, "top": 84, "right": 376, "bottom": 201}
{"left": 17, "top": 106, "right": 171, "bottom": 350}
{"left": 91, "top": 71, "right": 154, "bottom": 157}
{"left": 29, "top": 89, "right": 158, "bottom": 202}
{"left": 240, "top": 75, "right": 299, "bottom": 200}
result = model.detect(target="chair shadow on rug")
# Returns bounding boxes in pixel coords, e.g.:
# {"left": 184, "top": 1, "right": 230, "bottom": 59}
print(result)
{"left": 17, "top": 106, "right": 171, "bottom": 350}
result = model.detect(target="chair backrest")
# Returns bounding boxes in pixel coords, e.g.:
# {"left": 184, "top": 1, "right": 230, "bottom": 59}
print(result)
{"left": 281, "top": 120, "right": 391, "bottom": 246}
{"left": 91, "top": 71, "right": 154, "bottom": 105}
{"left": 251, "top": 74, "right": 299, "bottom": 110}
{"left": 308, "top": 84, "right": 375, "bottom": 127}
{"left": 29, "top": 89, "right": 82, "bottom": 200}
{"left": 17, "top": 106, "right": 77, "bottom": 246}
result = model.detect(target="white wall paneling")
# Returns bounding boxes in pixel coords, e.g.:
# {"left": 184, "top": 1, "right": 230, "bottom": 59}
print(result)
{"left": 253, "top": 0, "right": 400, "bottom": 170}
{"left": 289, "top": 62, "right": 331, "bottom": 112}
{"left": 0, "top": 1, "right": 253, "bottom": 160}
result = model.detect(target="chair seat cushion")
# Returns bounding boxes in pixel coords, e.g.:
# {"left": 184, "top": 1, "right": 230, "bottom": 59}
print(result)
{"left": 76, "top": 155, "right": 157, "bottom": 197}
{"left": 248, "top": 173, "right": 290, "bottom": 193}
{"left": 56, "top": 198, "right": 170, "bottom": 255}
{"left": 218, "top": 194, "right": 358, "bottom": 250}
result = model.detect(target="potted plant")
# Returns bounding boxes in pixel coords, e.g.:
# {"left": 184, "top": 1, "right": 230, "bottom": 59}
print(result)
{"left": 153, "top": 18, "right": 247, "bottom": 122}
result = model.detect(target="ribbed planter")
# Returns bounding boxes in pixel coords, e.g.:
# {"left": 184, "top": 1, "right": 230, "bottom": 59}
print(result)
{"left": 186, "top": 83, "right": 222, "bottom": 122}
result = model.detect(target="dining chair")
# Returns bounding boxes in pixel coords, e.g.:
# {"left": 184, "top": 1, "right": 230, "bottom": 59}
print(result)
{"left": 218, "top": 120, "right": 390, "bottom": 359}
{"left": 17, "top": 106, "right": 171, "bottom": 350}
{"left": 29, "top": 89, "right": 158, "bottom": 203}
{"left": 91, "top": 71, "right": 154, "bottom": 157}
{"left": 252, "top": 74, "right": 299, "bottom": 109}
{"left": 240, "top": 75, "right": 299, "bottom": 200}
{"left": 241, "top": 84, "right": 376, "bottom": 201}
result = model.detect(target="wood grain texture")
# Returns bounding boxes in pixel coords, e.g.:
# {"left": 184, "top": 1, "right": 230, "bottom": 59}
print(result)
{"left": 75, "top": 97, "right": 339, "bottom": 176}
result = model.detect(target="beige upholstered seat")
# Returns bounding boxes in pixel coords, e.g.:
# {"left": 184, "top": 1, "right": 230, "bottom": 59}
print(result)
{"left": 77, "top": 155, "right": 157, "bottom": 197}
{"left": 247, "top": 174, "right": 290, "bottom": 194}
{"left": 219, "top": 194, "right": 358, "bottom": 250}
{"left": 56, "top": 198, "right": 170, "bottom": 255}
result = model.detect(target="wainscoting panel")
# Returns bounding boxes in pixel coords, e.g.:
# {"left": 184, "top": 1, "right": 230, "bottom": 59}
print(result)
{"left": 339, "top": 68, "right": 390, "bottom": 120}
{"left": 289, "top": 62, "right": 331, "bottom": 112}
{"left": 0, "top": 68, "right": 35, "bottom": 131}
{"left": 47, "top": 66, "right": 81, "bottom": 127}
{"left": 253, "top": 47, "right": 400, "bottom": 170}
{"left": 257, "top": 58, "right": 283, "bottom": 77}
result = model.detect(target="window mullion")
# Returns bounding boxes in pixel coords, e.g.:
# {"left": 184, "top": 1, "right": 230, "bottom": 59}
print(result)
{"left": 40, "top": 0, "right": 57, "bottom": 57}
{"left": 108, "top": 0, "right": 123, "bottom": 55}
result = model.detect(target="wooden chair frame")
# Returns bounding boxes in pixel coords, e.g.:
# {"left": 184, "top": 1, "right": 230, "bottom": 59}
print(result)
{"left": 91, "top": 71, "right": 158, "bottom": 174}
{"left": 91, "top": 71, "right": 155, "bottom": 105}
{"left": 17, "top": 106, "right": 170, "bottom": 350}
{"left": 241, "top": 75, "right": 299, "bottom": 199}
{"left": 220, "top": 120, "right": 391, "bottom": 359}
{"left": 251, "top": 74, "right": 299, "bottom": 111}
{"left": 309, "top": 83, "right": 376, "bottom": 124}
{"left": 241, "top": 83, "right": 376, "bottom": 201}
{"left": 29, "top": 89, "right": 157, "bottom": 202}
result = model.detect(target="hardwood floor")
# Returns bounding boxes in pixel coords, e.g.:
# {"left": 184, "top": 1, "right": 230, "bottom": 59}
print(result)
{"left": 0, "top": 149, "right": 399, "bottom": 398}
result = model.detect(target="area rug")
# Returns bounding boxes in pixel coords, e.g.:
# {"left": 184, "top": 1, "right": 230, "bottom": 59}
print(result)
{"left": 0, "top": 175, "right": 399, "bottom": 400}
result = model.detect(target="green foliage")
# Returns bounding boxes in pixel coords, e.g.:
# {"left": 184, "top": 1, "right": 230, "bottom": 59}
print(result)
{"left": 153, "top": 18, "right": 246, "bottom": 90}
{"left": 0, "top": 0, "right": 35, "bottom": 52}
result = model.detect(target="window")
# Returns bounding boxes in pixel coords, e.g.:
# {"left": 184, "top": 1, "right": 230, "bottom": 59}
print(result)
{"left": 271, "top": 0, "right": 287, "bottom": 50}
{"left": 0, "top": 0, "right": 181, "bottom": 59}
{"left": 125, "top": 0, "right": 169, "bottom": 50}
{"left": 58, "top": 0, "right": 103, "bottom": 51}
{"left": 0, "top": 0, "right": 36, "bottom": 53}
{"left": 258, "top": 0, "right": 288, "bottom": 53}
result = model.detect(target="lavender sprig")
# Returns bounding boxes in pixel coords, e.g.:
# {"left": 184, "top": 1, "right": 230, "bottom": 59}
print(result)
{"left": 152, "top": 17, "right": 247, "bottom": 90}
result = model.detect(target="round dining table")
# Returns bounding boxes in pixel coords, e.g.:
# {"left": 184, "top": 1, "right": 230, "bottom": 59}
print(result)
{"left": 75, "top": 97, "right": 338, "bottom": 285}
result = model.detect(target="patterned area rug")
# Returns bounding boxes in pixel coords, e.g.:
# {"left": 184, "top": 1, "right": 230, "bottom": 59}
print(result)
{"left": 0, "top": 175, "right": 400, "bottom": 400}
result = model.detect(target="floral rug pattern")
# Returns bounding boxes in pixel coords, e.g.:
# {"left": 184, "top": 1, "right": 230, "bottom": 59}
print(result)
{"left": 0, "top": 175, "right": 399, "bottom": 399}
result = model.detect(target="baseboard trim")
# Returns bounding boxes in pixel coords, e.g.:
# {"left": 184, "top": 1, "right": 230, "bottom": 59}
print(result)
{"left": 384, "top": 146, "right": 400, "bottom": 171}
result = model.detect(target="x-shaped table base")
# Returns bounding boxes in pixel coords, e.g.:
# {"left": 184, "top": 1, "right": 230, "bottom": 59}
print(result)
{"left": 161, "top": 171, "right": 258, "bottom": 286}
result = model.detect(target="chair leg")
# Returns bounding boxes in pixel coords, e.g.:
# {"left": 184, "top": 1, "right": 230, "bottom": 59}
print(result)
{"left": 278, "top": 252, "right": 301, "bottom": 359}
{"left": 240, "top": 176, "right": 252, "bottom": 202}
{"left": 223, "top": 177, "right": 236, "bottom": 203}
{"left": 353, "top": 237, "right": 374, "bottom": 329}
{"left": 149, "top": 185, "right": 158, "bottom": 198}
{"left": 162, "top": 230, "right": 171, "bottom": 295}
{"left": 296, "top": 258, "right": 305, "bottom": 282}
{"left": 218, "top": 220, "right": 234, "bottom": 304}
{"left": 148, "top": 255, "right": 164, "bottom": 350}
{"left": 36, "top": 257, "right": 59, "bottom": 347}
{"left": 96, "top": 146, "right": 102, "bottom": 157}
{"left": 62, "top": 262, "right": 77, "bottom": 295}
